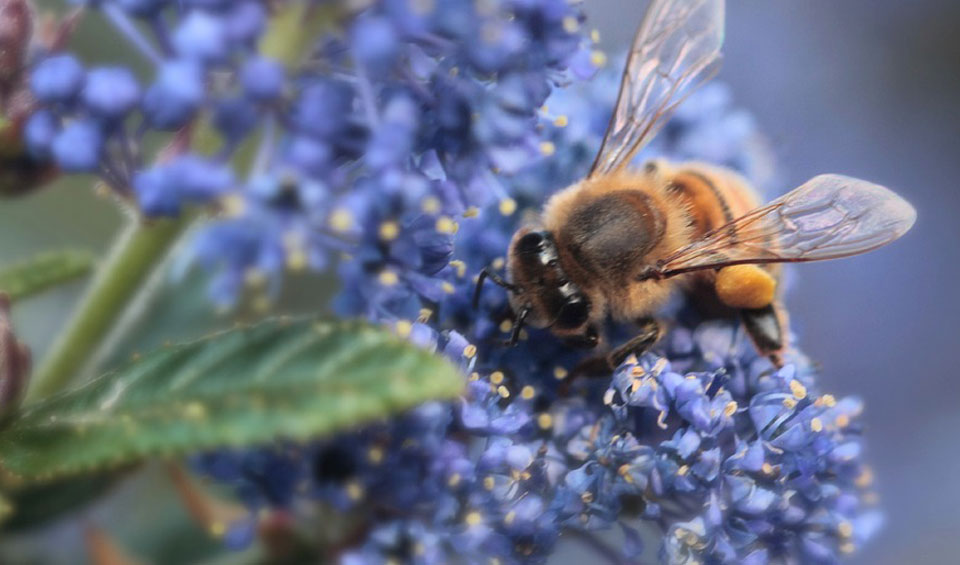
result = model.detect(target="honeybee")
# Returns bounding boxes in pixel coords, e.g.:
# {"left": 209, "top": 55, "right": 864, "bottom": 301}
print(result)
{"left": 474, "top": 0, "right": 915, "bottom": 369}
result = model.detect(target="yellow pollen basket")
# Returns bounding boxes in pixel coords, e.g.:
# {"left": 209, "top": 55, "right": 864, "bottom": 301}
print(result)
{"left": 715, "top": 265, "right": 777, "bottom": 309}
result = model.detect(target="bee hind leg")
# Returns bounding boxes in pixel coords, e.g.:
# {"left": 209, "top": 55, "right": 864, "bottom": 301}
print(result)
{"left": 740, "top": 303, "right": 786, "bottom": 368}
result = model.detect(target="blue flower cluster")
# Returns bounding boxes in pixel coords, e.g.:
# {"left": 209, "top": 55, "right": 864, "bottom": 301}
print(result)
{"left": 194, "top": 63, "right": 878, "bottom": 565}
{"left": 28, "top": 0, "right": 881, "bottom": 562}
{"left": 25, "top": 0, "right": 602, "bottom": 308}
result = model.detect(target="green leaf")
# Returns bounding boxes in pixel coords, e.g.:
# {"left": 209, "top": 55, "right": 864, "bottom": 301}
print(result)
{"left": 0, "top": 249, "right": 94, "bottom": 302}
{"left": 0, "top": 318, "right": 462, "bottom": 483}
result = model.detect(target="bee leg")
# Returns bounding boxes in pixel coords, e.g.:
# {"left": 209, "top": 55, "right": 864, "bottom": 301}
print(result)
{"left": 606, "top": 317, "right": 662, "bottom": 368}
{"left": 740, "top": 303, "right": 786, "bottom": 368}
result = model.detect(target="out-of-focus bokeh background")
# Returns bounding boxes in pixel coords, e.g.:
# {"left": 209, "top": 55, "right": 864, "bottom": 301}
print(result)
{"left": 2, "top": 1, "right": 957, "bottom": 563}
{"left": 591, "top": 2, "right": 958, "bottom": 563}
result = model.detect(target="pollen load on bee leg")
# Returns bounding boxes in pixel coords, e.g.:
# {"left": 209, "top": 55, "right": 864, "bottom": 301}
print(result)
{"left": 714, "top": 264, "right": 776, "bottom": 310}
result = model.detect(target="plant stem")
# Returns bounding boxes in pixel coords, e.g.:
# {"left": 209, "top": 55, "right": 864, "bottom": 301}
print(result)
{"left": 25, "top": 214, "right": 191, "bottom": 402}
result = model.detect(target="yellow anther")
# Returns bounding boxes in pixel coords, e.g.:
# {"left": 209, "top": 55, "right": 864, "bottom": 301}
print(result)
{"left": 463, "top": 206, "right": 479, "bottom": 218}
{"left": 839, "top": 542, "right": 855, "bottom": 555}
{"left": 856, "top": 467, "right": 874, "bottom": 488}
{"left": 483, "top": 476, "right": 495, "bottom": 490}
{"left": 418, "top": 308, "right": 433, "bottom": 323}
{"left": 368, "top": 447, "right": 384, "bottom": 464}
{"left": 677, "top": 465, "right": 689, "bottom": 476}
{"left": 581, "top": 491, "right": 594, "bottom": 504}
{"left": 500, "top": 319, "right": 513, "bottom": 333}
{"left": 286, "top": 248, "right": 307, "bottom": 271}
{"left": 504, "top": 510, "right": 516, "bottom": 525}
{"left": 520, "top": 385, "right": 535, "bottom": 400}
{"left": 209, "top": 521, "right": 227, "bottom": 537}
{"left": 497, "top": 385, "right": 510, "bottom": 398}
{"left": 591, "top": 50, "right": 607, "bottom": 68}
{"left": 590, "top": 29, "right": 601, "bottom": 43}
{"left": 723, "top": 401, "right": 738, "bottom": 418}
{"left": 449, "top": 260, "right": 467, "bottom": 277}
{"left": 810, "top": 417, "right": 823, "bottom": 432}
{"left": 835, "top": 414, "right": 851, "bottom": 428}
{"left": 499, "top": 197, "right": 517, "bottom": 216}
{"left": 465, "top": 511, "right": 483, "bottom": 526}
{"left": 782, "top": 397, "right": 797, "bottom": 410}
{"left": 436, "top": 216, "right": 458, "bottom": 234}
{"left": 220, "top": 194, "right": 245, "bottom": 217}
{"left": 421, "top": 196, "right": 441, "bottom": 214}
{"left": 553, "top": 115, "right": 568, "bottom": 127}
{"left": 789, "top": 380, "right": 807, "bottom": 400}
{"left": 618, "top": 464, "right": 634, "bottom": 483}
{"left": 463, "top": 344, "right": 477, "bottom": 359}
{"left": 448, "top": 473, "right": 461, "bottom": 487}
{"left": 329, "top": 208, "right": 354, "bottom": 232}
{"left": 395, "top": 320, "right": 413, "bottom": 338}
{"left": 603, "top": 389, "right": 615, "bottom": 405}
{"left": 761, "top": 462, "right": 775, "bottom": 475}
{"left": 490, "top": 371, "right": 505, "bottom": 385}
{"left": 492, "top": 257, "right": 505, "bottom": 270}
{"left": 379, "top": 221, "right": 400, "bottom": 241}
{"left": 554, "top": 367, "right": 568, "bottom": 380}
{"left": 562, "top": 16, "right": 579, "bottom": 33}
{"left": 838, "top": 520, "right": 853, "bottom": 538}
{"left": 346, "top": 481, "right": 364, "bottom": 501}
{"left": 537, "top": 413, "right": 553, "bottom": 430}
{"left": 379, "top": 270, "right": 399, "bottom": 286}
{"left": 442, "top": 281, "right": 455, "bottom": 294}
{"left": 539, "top": 141, "right": 556, "bottom": 156}
{"left": 469, "top": 372, "right": 480, "bottom": 382}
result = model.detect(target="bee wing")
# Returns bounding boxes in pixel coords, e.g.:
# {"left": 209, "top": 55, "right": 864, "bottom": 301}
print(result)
{"left": 588, "top": 0, "right": 725, "bottom": 178}
{"left": 655, "top": 175, "right": 917, "bottom": 278}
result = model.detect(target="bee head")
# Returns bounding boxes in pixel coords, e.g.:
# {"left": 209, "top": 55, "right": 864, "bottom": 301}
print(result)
{"left": 473, "top": 228, "right": 593, "bottom": 347}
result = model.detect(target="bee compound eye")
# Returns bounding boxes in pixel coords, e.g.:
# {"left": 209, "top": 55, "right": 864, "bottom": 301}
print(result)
{"left": 517, "top": 232, "right": 545, "bottom": 253}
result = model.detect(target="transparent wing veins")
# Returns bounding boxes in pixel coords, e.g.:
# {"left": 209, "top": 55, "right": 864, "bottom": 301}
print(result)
{"left": 655, "top": 175, "right": 917, "bottom": 277}
{"left": 589, "top": 0, "right": 725, "bottom": 177}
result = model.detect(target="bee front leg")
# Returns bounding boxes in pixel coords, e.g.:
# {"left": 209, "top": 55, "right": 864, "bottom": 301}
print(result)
{"left": 568, "top": 319, "right": 662, "bottom": 380}
{"left": 741, "top": 303, "right": 787, "bottom": 368}
{"left": 607, "top": 317, "right": 662, "bottom": 368}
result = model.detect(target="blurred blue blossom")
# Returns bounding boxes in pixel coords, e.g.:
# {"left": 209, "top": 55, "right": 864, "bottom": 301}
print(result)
{"left": 29, "top": 0, "right": 880, "bottom": 563}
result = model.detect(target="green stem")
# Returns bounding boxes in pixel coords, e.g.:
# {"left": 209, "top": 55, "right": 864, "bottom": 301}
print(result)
{"left": 25, "top": 215, "right": 191, "bottom": 402}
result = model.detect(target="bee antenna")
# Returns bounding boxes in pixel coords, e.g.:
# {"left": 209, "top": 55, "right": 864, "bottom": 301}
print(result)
{"left": 473, "top": 267, "right": 519, "bottom": 309}
{"left": 505, "top": 306, "right": 530, "bottom": 347}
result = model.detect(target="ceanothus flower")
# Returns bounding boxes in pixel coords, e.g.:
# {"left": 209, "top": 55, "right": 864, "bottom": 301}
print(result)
{"left": 31, "top": 1, "right": 882, "bottom": 563}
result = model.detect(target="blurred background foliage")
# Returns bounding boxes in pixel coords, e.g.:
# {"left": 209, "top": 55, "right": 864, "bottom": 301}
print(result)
{"left": 1, "top": 0, "right": 957, "bottom": 563}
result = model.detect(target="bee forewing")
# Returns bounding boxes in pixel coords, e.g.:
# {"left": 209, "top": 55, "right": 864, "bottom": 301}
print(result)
{"left": 589, "top": 0, "right": 725, "bottom": 177}
{"left": 658, "top": 174, "right": 917, "bottom": 276}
